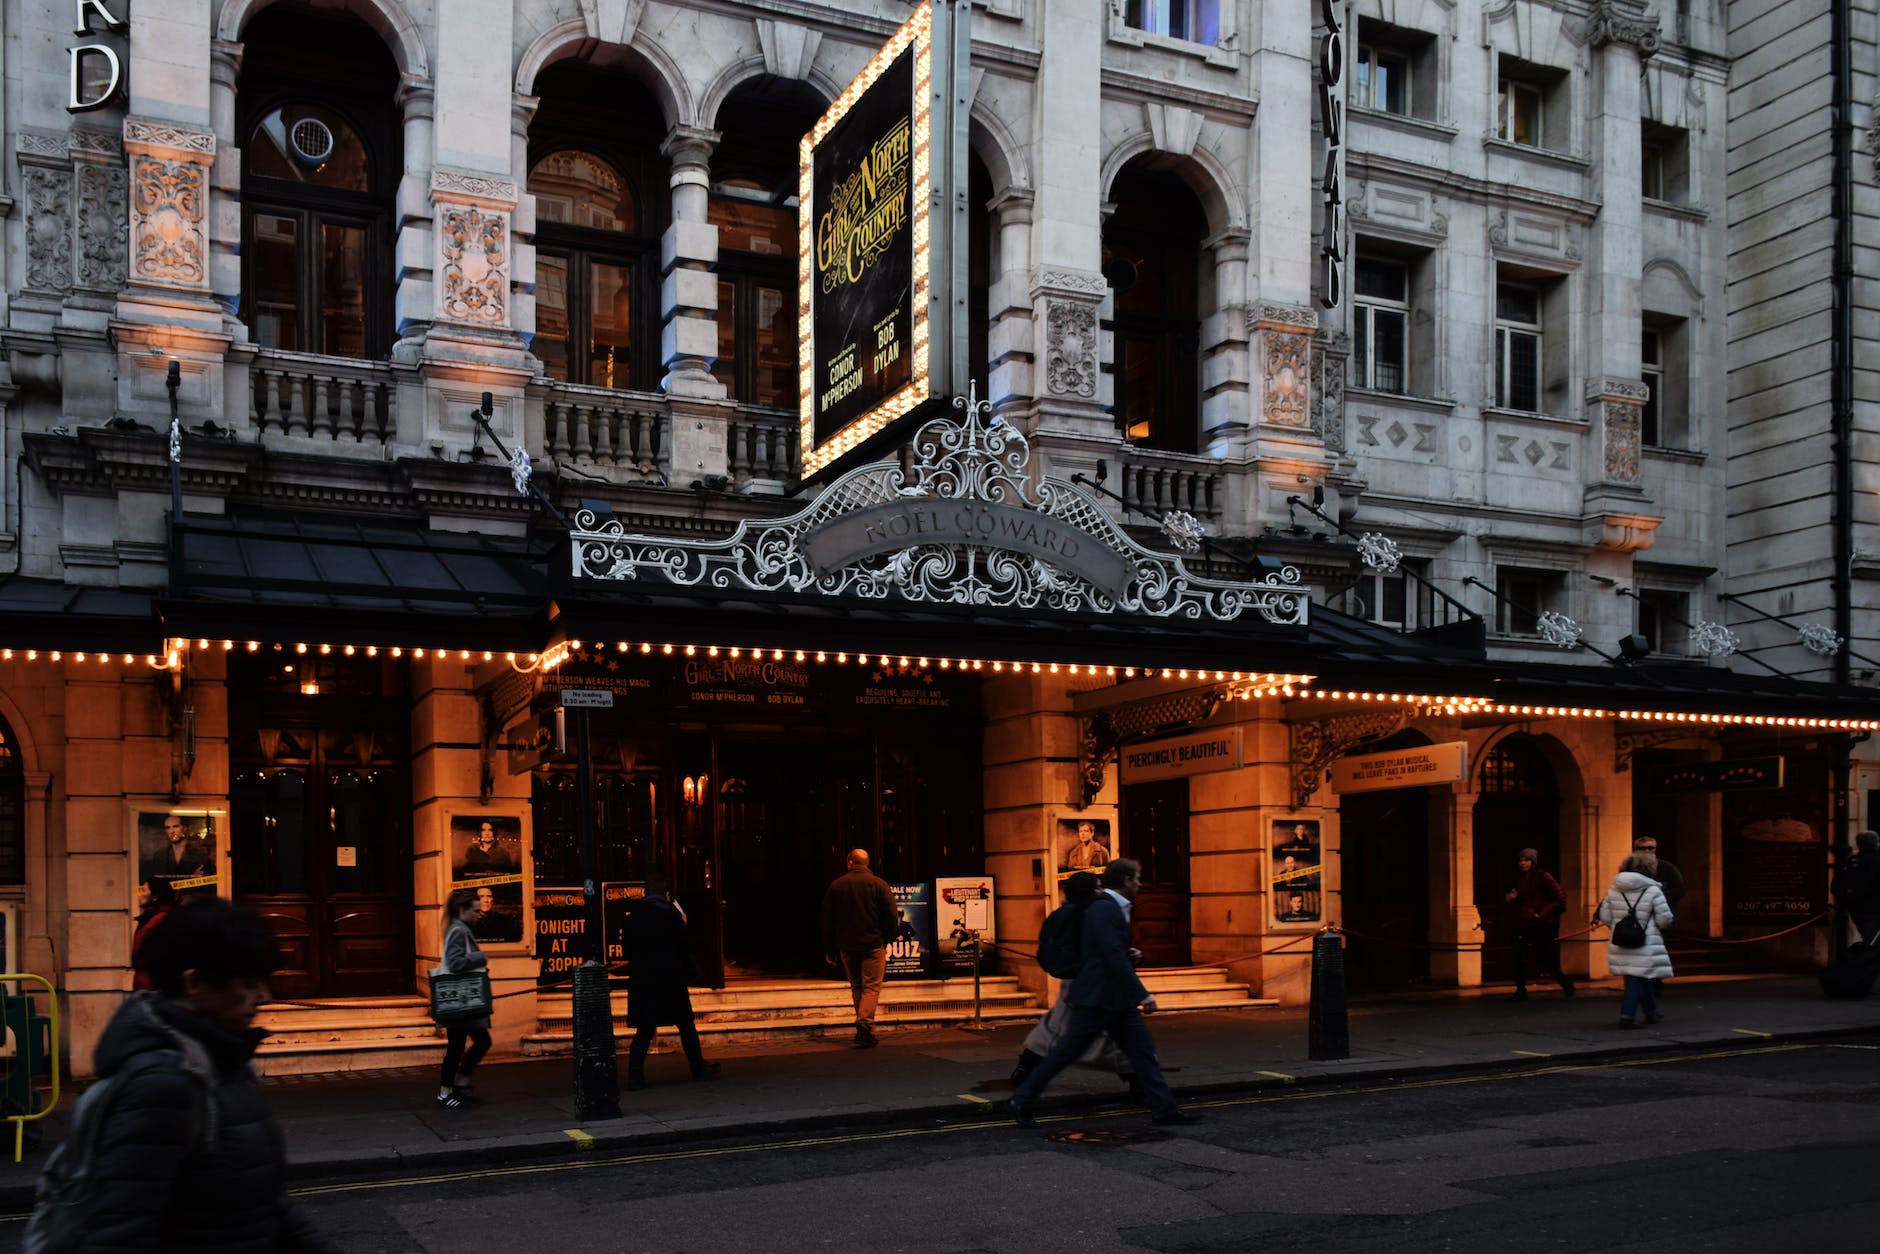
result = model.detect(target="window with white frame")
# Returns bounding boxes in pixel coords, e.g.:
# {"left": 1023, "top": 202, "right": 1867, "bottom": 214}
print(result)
{"left": 1350, "top": 561, "right": 1431, "bottom": 631}
{"left": 1641, "top": 316, "right": 1691, "bottom": 448}
{"left": 1125, "top": 0, "right": 1220, "bottom": 44}
{"left": 1497, "top": 78, "right": 1542, "bottom": 146}
{"left": 1353, "top": 258, "right": 1409, "bottom": 394}
{"left": 1355, "top": 42, "right": 1409, "bottom": 115}
{"left": 1495, "top": 283, "right": 1543, "bottom": 412}
{"left": 1494, "top": 566, "right": 1564, "bottom": 636}
{"left": 1640, "top": 329, "right": 1663, "bottom": 446}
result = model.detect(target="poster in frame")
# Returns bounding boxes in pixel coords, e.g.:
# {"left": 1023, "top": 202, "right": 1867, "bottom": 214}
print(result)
{"left": 444, "top": 808, "right": 529, "bottom": 947}
{"left": 1051, "top": 811, "right": 1118, "bottom": 888}
{"left": 130, "top": 804, "right": 227, "bottom": 906}
{"left": 1270, "top": 816, "right": 1323, "bottom": 927}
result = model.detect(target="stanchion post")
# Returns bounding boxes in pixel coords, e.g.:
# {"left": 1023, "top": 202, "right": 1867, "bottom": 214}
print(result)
{"left": 970, "top": 934, "right": 982, "bottom": 1028}
{"left": 570, "top": 702, "right": 621, "bottom": 1120}
{"left": 1308, "top": 926, "right": 1349, "bottom": 1061}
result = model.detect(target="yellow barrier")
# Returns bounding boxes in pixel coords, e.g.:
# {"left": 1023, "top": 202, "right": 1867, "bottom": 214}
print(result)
{"left": 0, "top": 973, "right": 59, "bottom": 1164}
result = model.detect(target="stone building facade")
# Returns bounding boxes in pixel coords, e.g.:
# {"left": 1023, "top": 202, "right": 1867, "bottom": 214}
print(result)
{"left": 0, "top": 0, "right": 1872, "bottom": 1072}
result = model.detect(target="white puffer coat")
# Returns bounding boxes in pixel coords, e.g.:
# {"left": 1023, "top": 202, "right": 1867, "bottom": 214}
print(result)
{"left": 1598, "top": 869, "right": 1675, "bottom": 979}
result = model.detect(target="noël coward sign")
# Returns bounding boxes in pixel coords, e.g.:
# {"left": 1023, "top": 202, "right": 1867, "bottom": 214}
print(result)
{"left": 803, "top": 499, "right": 1130, "bottom": 597}
{"left": 1120, "top": 728, "right": 1244, "bottom": 784}
{"left": 799, "top": 0, "right": 966, "bottom": 481}
{"left": 1329, "top": 742, "right": 1468, "bottom": 794}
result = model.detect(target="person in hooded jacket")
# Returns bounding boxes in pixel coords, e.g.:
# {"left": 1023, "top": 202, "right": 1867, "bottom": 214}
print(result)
{"left": 1597, "top": 852, "right": 1676, "bottom": 1029}
{"left": 623, "top": 873, "right": 720, "bottom": 1091}
{"left": 129, "top": 876, "right": 177, "bottom": 991}
{"left": 68, "top": 896, "right": 337, "bottom": 1253}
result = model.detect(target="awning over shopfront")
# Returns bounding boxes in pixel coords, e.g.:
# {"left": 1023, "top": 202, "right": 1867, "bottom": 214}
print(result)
{"left": 0, "top": 576, "right": 161, "bottom": 653}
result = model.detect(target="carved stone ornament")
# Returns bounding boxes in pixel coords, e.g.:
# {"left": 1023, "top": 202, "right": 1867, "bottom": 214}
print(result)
{"left": 123, "top": 118, "right": 217, "bottom": 156}
{"left": 439, "top": 205, "right": 509, "bottom": 326}
{"left": 1290, "top": 708, "right": 1410, "bottom": 808}
{"left": 1584, "top": 2, "right": 1662, "bottom": 56}
{"left": 1251, "top": 303, "right": 1319, "bottom": 333}
{"left": 1602, "top": 400, "right": 1642, "bottom": 482}
{"left": 431, "top": 168, "right": 519, "bottom": 209}
{"left": 1312, "top": 336, "right": 1348, "bottom": 453}
{"left": 131, "top": 156, "right": 208, "bottom": 288}
{"left": 1263, "top": 331, "right": 1310, "bottom": 426}
{"left": 75, "top": 161, "right": 129, "bottom": 292}
{"left": 571, "top": 393, "right": 1312, "bottom": 629}
{"left": 1045, "top": 300, "right": 1099, "bottom": 398}
{"left": 22, "top": 166, "right": 74, "bottom": 294}
{"left": 1035, "top": 268, "right": 1110, "bottom": 298}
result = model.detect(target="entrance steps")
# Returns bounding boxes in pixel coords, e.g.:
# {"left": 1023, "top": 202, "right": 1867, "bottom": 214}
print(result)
{"left": 246, "top": 967, "right": 1275, "bottom": 1074}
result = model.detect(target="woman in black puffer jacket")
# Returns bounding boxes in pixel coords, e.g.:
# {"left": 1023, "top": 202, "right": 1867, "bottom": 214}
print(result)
{"left": 66, "top": 898, "right": 337, "bottom": 1253}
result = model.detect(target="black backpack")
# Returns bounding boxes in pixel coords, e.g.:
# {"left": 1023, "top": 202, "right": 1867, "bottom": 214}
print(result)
{"left": 1611, "top": 891, "right": 1648, "bottom": 949}
{"left": 1036, "top": 901, "right": 1088, "bottom": 978}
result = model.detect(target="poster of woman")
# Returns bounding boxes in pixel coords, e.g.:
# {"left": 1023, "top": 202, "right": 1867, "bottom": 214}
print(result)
{"left": 449, "top": 814, "right": 526, "bottom": 944}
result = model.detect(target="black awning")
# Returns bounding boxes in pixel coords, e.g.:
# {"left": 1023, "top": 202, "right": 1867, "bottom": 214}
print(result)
{"left": 162, "top": 516, "right": 551, "bottom": 652}
{"left": 1481, "top": 655, "right": 1880, "bottom": 722}
{"left": 0, "top": 577, "right": 162, "bottom": 652}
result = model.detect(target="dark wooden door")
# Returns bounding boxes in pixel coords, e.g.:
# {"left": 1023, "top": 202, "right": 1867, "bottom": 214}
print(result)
{"left": 1339, "top": 787, "right": 1432, "bottom": 990}
{"left": 229, "top": 688, "right": 412, "bottom": 997}
{"left": 1121, "top": 777, "right": 1191, "bottom": 966}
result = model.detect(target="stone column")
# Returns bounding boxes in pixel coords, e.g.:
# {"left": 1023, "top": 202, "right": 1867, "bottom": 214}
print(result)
{"left": 1025, "top": 0, "right": 1106, "bottom": 439}
{"left": 661, "top": 125, "right": 730, "bottom": 485}
{"left": 985, "top": 188, "right": 1035, "bottom": 417}
{"left": 393, "top": 75, "right": 437, "bottom": 350}
{"left": 1201, "top": 227, "right": 1251, "bottom": 447}
{"left": 1432, "top": 785, "right": 1483, "bottom": 986}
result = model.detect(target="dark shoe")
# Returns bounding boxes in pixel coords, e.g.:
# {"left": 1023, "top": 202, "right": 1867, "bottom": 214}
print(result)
{"left": 855, "top": 1030, "right": 879, "bottom": 1048}
{"left": 450, "top": 1087, "right": 483, "bottom": 1107}
{"left": 1007, "top": 1100, "right": 1035, "bottom": 1128}
{"left": 626, "top": 1075, "right": 648, "bottom": 1092}
{"left": 434, "top": 1092, "right": 467, "bottom": 1110}
{"left": 1618, "top": 1018, "right": 1639, "bottom": 1029}
{"left": 1644, "top": 1012, "right": 1663, "bottom": 1024}
{"left": 692, "top": 1062, "right": 722, "bottom": 1081}
{"left": 1561, "top": 980, "right": 1577, "bottom": 999}
{"left": 1123, "top": 1075, "right": 1148, "bottom": 1105}
{"left": 1506, "top": 991, "right": 1528, "bottom": 1002}
{"left": 1011, "top": 1049, "right": 1042, "bottom": 1085}
{"left": 1151, "top": 1111, "right": 1204, "bottom": 1126}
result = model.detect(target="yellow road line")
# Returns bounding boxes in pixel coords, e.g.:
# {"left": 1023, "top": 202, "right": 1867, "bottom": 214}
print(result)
{"left": 563, "top": 1129, "right": 596, "bottom": 1150}
{"left": 1257, "top": 1070, "right": 1296, "bottom": 1083}
{"left": 1732, "top": 1028, "right": 1774, "bottom": 1038}
{"left": 956, "top": 1093, "right": 990, "bottom": 1104}
{"left": 1511, "top": 1050, "right": 1551, "bottom": 1058}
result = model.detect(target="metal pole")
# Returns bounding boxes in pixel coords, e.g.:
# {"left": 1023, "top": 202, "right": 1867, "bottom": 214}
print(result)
{"left": 570, "top": 706, "right": 621, "bottom": 1119}
{"left": 1308, "top": 926, "right": 1350, "bottom": 1061}
{"left": 970, "top": 935, "right": 982, "bottom": 1029}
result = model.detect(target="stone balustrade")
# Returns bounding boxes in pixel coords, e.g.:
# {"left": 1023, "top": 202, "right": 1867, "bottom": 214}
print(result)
{"left": 728, "top": 410, "right": 799, "bottom": 490}
{"left": 249, "top": 350, "right": 398, "bottom": 445}
{"left": 541, "top": 382, "right": 670, "bottom": 483}
{"left": 1117, "top": 448, "right": 1223, "bottom": 520}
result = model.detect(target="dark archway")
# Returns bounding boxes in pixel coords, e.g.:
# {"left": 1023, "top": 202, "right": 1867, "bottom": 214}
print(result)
{"left": 1472, "top": 735, "right": 1563, "bottom": 983}
{"left": 1103, "top": 160, "right": 1206, "bottom": 453}
{"left": 1338, "top": 729, "right": 1434, "bottom": 991}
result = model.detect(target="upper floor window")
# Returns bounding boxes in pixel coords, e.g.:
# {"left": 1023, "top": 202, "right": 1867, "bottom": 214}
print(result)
{"left": 1636, "top": 588, "right": 1692, "bottom": 656}
{"left": 1640, "top": 328, "right": 1663, "bottom": 446}
{"left": 237, "top": 8, "right": 399, "bottom": 360}
{"left": 1126, "top": 0, "right": 1220, "bottom": 44}
{"left": 1641, "top": 122, "right": 1691, "bottom": 203}
{"left": 1497, "top": 79, "right": 1542, "bottom": 146}
{"left": 1355, "top": 43, "right": 1409, "bottom": 115}
{"left": 1494, "top": 566, "right": 1565, "bottom": 637}
{"left": 1353, "top": 258, "right": 1408, "bottom": 394}
{"left": 1105, "top": 164, "right": 1205, "bottom": 454}
{"left": 1494, "top": 283, "right": 1543, "bottom": 412}
{"left": 1348, "top": 561, "right": 1432, "bottom": 631}
{"left": 1496, "top": 56, "right": 1567, "bottom": 152}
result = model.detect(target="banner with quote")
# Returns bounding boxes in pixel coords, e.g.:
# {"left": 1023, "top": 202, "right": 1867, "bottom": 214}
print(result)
{"left": 1328, "top": 742, "right": 1468, "bottom": 795}
{"left": 799, "top": 0, "right": 968, "bottom": 480}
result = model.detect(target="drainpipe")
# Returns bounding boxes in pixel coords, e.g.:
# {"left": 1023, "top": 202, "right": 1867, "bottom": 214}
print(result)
{"left": 1830, "top": 0, "right": 1855, "bottom": 929}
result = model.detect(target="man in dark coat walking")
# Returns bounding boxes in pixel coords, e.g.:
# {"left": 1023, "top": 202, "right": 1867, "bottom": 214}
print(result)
{"left": 1007, "top": 858, "right": 1198, "bottom": 1127}
{"left": 33, "top": 897, "right": 337, "bottom": 1253}
{"left": 1832, "top": 830, "right": 1880, "bottom": 943}
{"left": 1505, "top": 848, "right": 1575, "bottom": 1000}
{"left": 821, "top": 848, "right": 898, "bottom": 1047}
{"left": 623, "top": 874, "right": 719, "bottom": 1090}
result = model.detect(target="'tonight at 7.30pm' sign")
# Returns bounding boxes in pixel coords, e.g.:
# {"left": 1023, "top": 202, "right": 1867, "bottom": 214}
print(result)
{"left": 798, "top": 1, "right": 968, "bottom": 480}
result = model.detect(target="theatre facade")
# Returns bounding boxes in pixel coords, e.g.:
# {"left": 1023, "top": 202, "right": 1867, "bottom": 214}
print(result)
{"left": 1, "top": 0, "right": 1876, "bottom": 1073}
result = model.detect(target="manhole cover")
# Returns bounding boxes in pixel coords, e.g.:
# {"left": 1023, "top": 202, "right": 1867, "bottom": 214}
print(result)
{"left": 1046, "top": 1127, "right": 1168, "bottom": 1145}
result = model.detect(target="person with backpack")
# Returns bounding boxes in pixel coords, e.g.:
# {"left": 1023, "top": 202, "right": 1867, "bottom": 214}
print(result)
{"left": 1008, "top": 859, "right": 1198, "bottom": 1127}
{"left": 1597, "top": 852, "right": 1676, "bottom": 1029}
{"left": 1010, "top": 872, "right": 1139, "bottom": 1100}
{"left": 26, "top": 897, "right": 337, "bottom": 1253}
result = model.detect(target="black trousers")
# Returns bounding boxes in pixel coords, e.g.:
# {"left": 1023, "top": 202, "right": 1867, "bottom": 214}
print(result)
{"left": 1511, "top": 923, "right": 1568, "bottom": 991}
{"left": 628, "top": 998, "right": 706, "bottom": 1076}
{"left": 440, "top": 1025, "right": 490, "bottom": 1086}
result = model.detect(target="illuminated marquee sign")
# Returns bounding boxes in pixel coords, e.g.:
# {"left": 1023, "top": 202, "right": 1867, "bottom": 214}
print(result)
{"left": 799, "top": 0, "right": 968, "bottom": 481}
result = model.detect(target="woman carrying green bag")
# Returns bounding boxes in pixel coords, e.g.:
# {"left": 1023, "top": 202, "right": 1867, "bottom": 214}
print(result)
{"left": 434, "top": 888, "right": 491, "bottom": 1109}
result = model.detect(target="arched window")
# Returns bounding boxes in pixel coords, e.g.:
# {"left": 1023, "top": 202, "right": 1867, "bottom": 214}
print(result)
{"left": 1104, "top": 163, "right": 1205, "bottom": 453}
{"left": 709, "top": 79, "right": 825, "bottom": 408}
{"left": 0, "top": 712, "right": 22, "bottom": 885}
{"left": 237, "top": 7, "right": 399, "bottom": 358}
{"left": 528, "top": 62, "right": 665, "bottom": 392}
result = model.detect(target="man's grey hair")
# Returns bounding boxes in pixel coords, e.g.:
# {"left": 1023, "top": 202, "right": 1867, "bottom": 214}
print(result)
{"left": 1101, "top": 858, "right": 1141, "bottom": 889}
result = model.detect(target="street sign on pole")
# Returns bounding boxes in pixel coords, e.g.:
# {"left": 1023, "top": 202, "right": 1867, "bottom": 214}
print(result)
{"left": 560, "top": 688, "right": 615, "bottom": 709}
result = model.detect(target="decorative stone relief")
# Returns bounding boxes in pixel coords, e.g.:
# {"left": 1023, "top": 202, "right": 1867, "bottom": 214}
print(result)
{"left": 74, "top": 160, "right": 129, "bottom": 292}
{"left": 1263, "top": 331, "right": 1310, "bottom": 426}
{"left": 755, "top": 18, "right": 821, "bottom": 81}
{"left": 1312, "top": 333, "right": 1349, "bottom": 453}
{"left": 1583, "top": 1, "right": 1661, "bottom": 56}
{"left": 1036, "top": 268, "right": 1110, "bottom": 298}
{"left": 431, "top": 168, "right": 519, "bottom": 206}
{"left": 1144, "top": 102, "right": 1202, "bottom": 157}
{"left": 438, "top": 205, "right": 510, "bottom": 326}
{"left": 22, "top": 166, "right": 73, "bottom": 294}
{"left": 579, "top": 0, "right": 646, "bottom": 47}
{"left": 1252, "top": 303, "right": 1318, "bottom": 333}
{"left": 1601, "top": 400, "right": 1642, "bottom": 482}
{"left": 1044, "top": 299, "right": 1098, "bottom": 398}
{"left": 124, "top": 118, "right": 217, "bottom": 155}
{"left": 131, "top": 155, "right": 208, "bottom": 287}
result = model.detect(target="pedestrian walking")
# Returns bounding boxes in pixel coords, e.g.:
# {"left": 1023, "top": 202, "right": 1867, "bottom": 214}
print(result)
{"left": 821, "top": 848, "right": 899, "bottom": 1047}
{"left": 1008, "top": 859, "right": 1199, "bottom": 1127}
{"left": 27, "top": 897, "right": 338, "bottom": 1252}
{"left": 434, "top": 887, "right": 490, "bottom": 1110}
{"left": 1831, "top": 831, "right": 1880, "bottom": 944}
{"left": 1504, "top": 848, "right": 1575, "bottom": 1000}
{"left": 1632, "top": 834, "right": 1684, "bottom": 998}
{"left": 1010, "top": 871, "right": 1141, "bottom": 1102}
{"left": 1597, "top": 853, "right": 1675, "bottom": 1028}
{"left": 624, "top": 874, "right": 721, "bottom": 1090}
{"left": 130, "top": 876, "right": 177, "bottom": 991}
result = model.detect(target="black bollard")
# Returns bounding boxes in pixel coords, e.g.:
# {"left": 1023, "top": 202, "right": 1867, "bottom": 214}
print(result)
{"left": 571, "top": 959, "right": 621, "bottom": 1120}
{"left": 1308, "top": 927, "right": 1350, "bottom": 1061}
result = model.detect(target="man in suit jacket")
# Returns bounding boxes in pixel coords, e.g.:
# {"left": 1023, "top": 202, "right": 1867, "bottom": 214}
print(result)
{"left": 1009, "top": 858, "right": 1198, "bottom": 1127}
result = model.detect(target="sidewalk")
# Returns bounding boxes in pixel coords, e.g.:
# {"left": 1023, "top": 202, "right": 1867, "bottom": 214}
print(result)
{"left": 5, "top": 974, "right": 1878, "bottom": 1206}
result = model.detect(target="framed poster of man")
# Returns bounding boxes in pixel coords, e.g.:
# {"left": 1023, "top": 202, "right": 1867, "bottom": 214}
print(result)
{"left": 1270, "top": 817, "right": 1323, "bottom": 927}
{"left": 1054, "top": 814, "right": 1116, "bottom": 881}
{"left": 133, "top": 807, "right": 224, "bottom": 903}
{"left": 446, "top": 811, "right": 527, "bottom": 945}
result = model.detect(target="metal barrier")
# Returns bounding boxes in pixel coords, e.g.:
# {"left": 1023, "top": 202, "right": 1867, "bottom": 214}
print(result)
{"left": 0, "top": 973, "right": 58, "bottom": 1162}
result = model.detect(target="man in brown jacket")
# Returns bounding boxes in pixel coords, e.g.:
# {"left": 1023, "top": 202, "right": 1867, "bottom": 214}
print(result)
{"left": 821, "top": 848, "right": 899, "bottom": 1047}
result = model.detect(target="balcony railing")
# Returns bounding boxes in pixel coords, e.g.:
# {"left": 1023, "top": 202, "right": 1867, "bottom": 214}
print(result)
{"left": 541, "top": 383, "right": 669, "bottom": 483}
{"left": 249, "top": 351, "right": 396, "bottom": 445}
{"left": 728, "top": 410, "right": 799, "bottom": 489}
{"left": 1117, "top": 448, "right": 1223, "bottom": 520}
